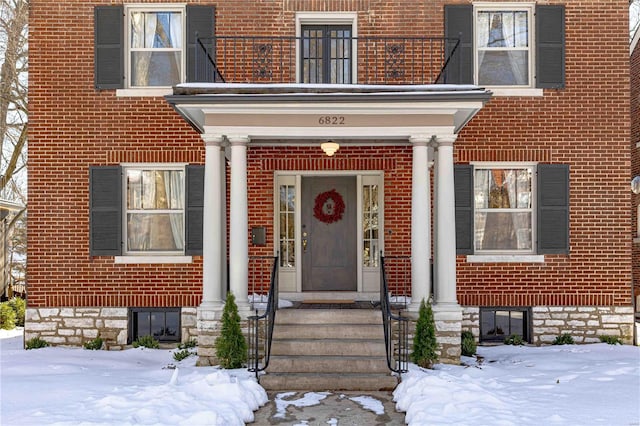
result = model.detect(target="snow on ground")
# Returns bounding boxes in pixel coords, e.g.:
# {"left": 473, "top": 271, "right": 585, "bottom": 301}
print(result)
{"left": 0, "top": 328, "right": 267, "bottom": 426}
{"left": 395, "top": 344, "right": 640, "bottom": 425}
{"left": 1, "top": 327, "right": 639, "bottom": 425}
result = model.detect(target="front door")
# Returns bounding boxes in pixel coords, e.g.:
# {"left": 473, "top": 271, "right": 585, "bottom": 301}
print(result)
{"left": 301, "top": 176, "right": 357, "bottom": 291}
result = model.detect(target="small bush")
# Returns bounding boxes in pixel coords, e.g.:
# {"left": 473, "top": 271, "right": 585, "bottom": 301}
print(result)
{"left": 84, "top": 337, "right": 104, "bottom": 350}
{"left": 411, "top": 299, "right": 438, "bottom": 369}
{"left": 7, "top": 298, "right": 25, "bottom": 327}
{"left": 178, "top": 339, "right": 197, "bottom": 350}
{"left": 0, "top": 303, "right": 16, "bottom": 330}
{"left": 132, "top": 335, "right": 160, "bottom": 349}
{"left": 173, "top": 349, "right": 194, "bottom": 362}
{"left": 215, "top": 292, "right": 248, "bottom": 369}
{"left": 599, "top": 335, "right": 622, "bottom": 345}
{"left": 504, "top": 334, "right": 524, "bottom": 346}
{"left": 25, "top": 337, "right": 49, "bottom": 350}
{"left": 552, "top": 333, "right": 575, "bottom": 345}
{"left": 461, "top": 330, "right": 477, "bottom": 357}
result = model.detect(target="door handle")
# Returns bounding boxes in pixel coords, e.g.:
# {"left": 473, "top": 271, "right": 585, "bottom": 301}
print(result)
{"left": 303, "top": 231, "right": 308, "bottom": 252}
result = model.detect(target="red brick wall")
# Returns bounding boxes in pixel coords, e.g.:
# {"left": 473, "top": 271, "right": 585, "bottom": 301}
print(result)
{"left": 632, "top": 34, "right": 640, "bottom": 306}
{"left": 28, "top": 0, "right": 631, "bottom": 309}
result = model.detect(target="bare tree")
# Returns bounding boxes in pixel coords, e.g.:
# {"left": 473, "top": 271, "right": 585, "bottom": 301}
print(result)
{"left": 632, "top": 0, "right": 640, "bottom": 42}
{"left": 0, "top": 0, "right": 28, "bottom": 299}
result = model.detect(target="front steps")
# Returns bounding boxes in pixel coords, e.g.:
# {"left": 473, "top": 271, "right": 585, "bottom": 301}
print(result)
{"left": 259, "top": 309, "right": 399, "bottom": 391}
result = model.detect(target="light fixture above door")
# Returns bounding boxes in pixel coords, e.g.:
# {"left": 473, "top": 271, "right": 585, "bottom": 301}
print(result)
{"left": 321, "top": 141, "right": 340, "bottom": 156}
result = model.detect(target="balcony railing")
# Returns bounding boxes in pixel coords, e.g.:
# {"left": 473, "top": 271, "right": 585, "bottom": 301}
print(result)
{"left": 195, "top": 35, "right": 461, "bottom": 85}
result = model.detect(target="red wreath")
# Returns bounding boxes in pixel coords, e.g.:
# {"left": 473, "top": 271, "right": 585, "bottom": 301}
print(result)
{"left": 313, "top": 189, "right": 345, "bottom": 224}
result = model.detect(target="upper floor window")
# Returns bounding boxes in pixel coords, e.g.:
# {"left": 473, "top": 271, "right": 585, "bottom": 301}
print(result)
{"left": 444, "top": 4, "right": 564, "bottom": 89}
{"left": 94, "top": 5, "right": 215, "bottom": 91}
{"left": 127, "top": 7, "right": 185, "bottom": 87}
{"left": 301, "top": 25, "right": 352, "bottom": 84}
{"left": 475, "top": 7, "right": 532, "bottom": 86}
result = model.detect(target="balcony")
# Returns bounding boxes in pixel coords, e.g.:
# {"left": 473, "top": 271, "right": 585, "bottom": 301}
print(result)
{"left": 193, "top": 35, "right": 461, "bottom": 85}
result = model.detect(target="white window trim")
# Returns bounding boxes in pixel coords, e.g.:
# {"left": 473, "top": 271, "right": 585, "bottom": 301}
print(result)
{"left": 295, "top": 12, "right": 358, "bottom": 84}
{"left": 122, "top": 163, "right": 188, "bottom": 256}
{"left": 122, "top": 4, "right": 187, "bottom": 91}
{"left": 115, "top": 255, "right": 193, "bottom": 264}
{"left": 473, "top": 2, "right": 535, "bottom": 89}
{"left": 471, "top": 162, "right": 537, "bottom": 256}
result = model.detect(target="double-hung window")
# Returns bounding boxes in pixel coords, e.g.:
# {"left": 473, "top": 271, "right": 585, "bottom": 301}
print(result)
{"left": 94, "top": 5, "right": 215, "bottom": 90}
{"left": 124, "top": 166, "right": 185, "bottom": 254}
{"left": 89, "top": 165, "right": 204, "bottom": 259}
{"left": 127, "top": 6, "right": 185, "bottom": 88}
{"left": 475, "top": 7, "right": 532, "bottom": 87}
{"left": 455, "top": 163, "right": 569, "bottom": 257}
{"left": 444, "top": 3, "right": 565, "bottom": 89}
{"left": 474, "top": 166, "right": 533, "bottom": 253}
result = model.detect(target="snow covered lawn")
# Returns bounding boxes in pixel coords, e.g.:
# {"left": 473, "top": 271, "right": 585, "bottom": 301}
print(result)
{"left": 1, "top": 328, "right": 639, "bottom": 425}
{"left": 395, "top": 344, "right": 640, "bottom": 425}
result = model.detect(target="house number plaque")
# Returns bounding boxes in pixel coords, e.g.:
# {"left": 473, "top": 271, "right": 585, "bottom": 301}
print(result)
{"left": 318, "top": 115, "right": 346, "bottom": 125}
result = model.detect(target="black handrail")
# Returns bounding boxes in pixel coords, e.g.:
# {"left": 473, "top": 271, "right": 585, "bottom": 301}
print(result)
{"left": 194, "top": 35, "right": 461, "bottom": 85}
{"left": 247, "top": 254, "right": 278, "bottom": 380}
{"left": 380, "top": 254, "right": 409, "bottom": 373}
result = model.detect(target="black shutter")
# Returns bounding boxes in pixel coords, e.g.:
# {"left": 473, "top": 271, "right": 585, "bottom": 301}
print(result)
{"left": 186, "top": 6, "right": 215, "bottom": 83}
{"left": 537, "top": 164, "right": 569, "bottom": 254}
{"left": 443, "top": 5, "right": 473, "bottom": 84}
{"left": 90, "top": 166, "right": 122, "bottom": 256}
{"left": 455, "top": 164, "right": 474, "bottom": 254}
{"left": 185, "top": 165, "right": 204, "bottom": 255}
{"left": 536, "top": 5, "right": 565, "bottom": 89}
{"left": 94, "top": 6, "right": 124, "bottom": 89}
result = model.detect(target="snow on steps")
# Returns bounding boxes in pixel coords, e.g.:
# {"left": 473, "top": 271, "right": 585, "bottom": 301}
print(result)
{"left": 260, "top": 309, "right": 399, "bottom": 391}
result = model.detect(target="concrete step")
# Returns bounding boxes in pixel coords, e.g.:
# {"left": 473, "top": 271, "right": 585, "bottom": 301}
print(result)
{"left": 259, "top": 372, "right": 398, "bottom": 391}
{"left": 270, "top": 338, "right": 387, "bottom": 357}
{"left": 268, "top": 355, "right": 390, "bottom": 374}
{"left": 272, "top": 323, "right": 384, "bottom": 340}
{"left": 276, "top": 309, "right": 382, "bottom": 325}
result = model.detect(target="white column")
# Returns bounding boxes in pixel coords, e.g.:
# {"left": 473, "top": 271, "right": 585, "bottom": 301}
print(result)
{"left": 200, "top": 135, "right": 224, "bottom": 311}
{"left": 408, "top": 135, "right": 431, "bottom": 312}
{"left": 434, "top": 135, "right": 459, "bottom": 308}
{"left": 228, "top": 135, "right": 251, "bottom": 312}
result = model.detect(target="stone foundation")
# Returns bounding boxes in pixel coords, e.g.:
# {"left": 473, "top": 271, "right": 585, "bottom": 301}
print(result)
{"left": 25, "top": 307, "right": 199, "bottom": 350}
{"left": 461, "top": 305, "right": 635, "bottom": 345}
{"left": 531, "top": 306, "right": 634, "bottom": 344}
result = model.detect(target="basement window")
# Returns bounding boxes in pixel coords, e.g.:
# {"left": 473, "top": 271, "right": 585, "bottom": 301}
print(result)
{"left": 129, "top": 307, "right": 181, "bottom": 343}
{"left": 480, "top": 307, "right": 530, "bottom": 343}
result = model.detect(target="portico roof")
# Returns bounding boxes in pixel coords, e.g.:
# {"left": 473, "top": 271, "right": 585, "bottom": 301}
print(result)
{"left": 165, "top": 83, "right": 492, "bottom": 141}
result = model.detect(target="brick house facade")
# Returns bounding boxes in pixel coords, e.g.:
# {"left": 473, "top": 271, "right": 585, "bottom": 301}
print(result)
{"left": 632, "top": 27, "right": 640, "bottom": 337}
{"left": 27, "top": 0, "right": 634, "bottom": 364}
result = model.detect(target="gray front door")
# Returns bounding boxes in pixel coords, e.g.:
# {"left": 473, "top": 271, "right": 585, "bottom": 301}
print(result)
{"left": 301, "top": 176, "right": 357, "bottom": 291}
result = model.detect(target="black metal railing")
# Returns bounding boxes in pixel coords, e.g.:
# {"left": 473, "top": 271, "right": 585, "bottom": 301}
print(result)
{"left": 380, "top": 254, "right": 409, "bottom": 373}
{"left": 247, "top": 254, "right": 279, "bottom": 380}
{"left": 195, "top": 35, "right": 461, "bottom": 85}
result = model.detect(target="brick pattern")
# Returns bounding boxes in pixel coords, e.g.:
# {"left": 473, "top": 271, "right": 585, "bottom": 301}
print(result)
{"left": 632, "top": 34, "right": 640, "bottom": 309}
{"left": 28, "top": 0, "right": 632, "bottom": 352}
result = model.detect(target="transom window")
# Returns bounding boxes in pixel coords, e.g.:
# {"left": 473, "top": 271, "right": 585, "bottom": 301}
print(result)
{"left": 475, "top": 5, "right": 532, "bottom": 86}
{"left": 124, "top": 166, "right": 185, "bottom": 254}
{"left": 127, "top": 6, "right": 185, "bottom": 87}
{"left": 474, "top": 166, "right": 534, "bottom": 253}
{"left": 301, "top": 25, "right": 352, "bottom": 84}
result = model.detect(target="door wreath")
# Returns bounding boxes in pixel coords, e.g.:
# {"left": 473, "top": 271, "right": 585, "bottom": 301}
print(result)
{"left": 313, "top": 189, "right": 345, "bottom": 224}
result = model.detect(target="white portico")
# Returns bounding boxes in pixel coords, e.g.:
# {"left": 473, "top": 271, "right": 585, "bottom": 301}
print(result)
{"left": 166, "top": 84, "right": 492, "bottom": 326}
